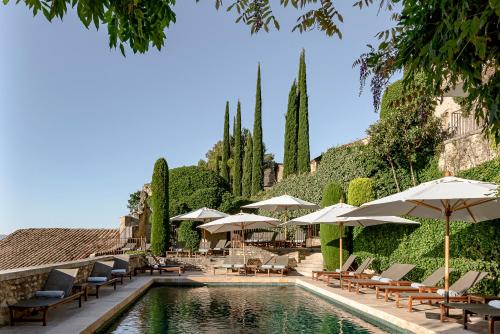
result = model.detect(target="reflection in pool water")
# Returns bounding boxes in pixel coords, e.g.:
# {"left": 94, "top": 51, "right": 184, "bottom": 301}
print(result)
{"left": 103, "top": 286, "right": 389, "bottom": 334}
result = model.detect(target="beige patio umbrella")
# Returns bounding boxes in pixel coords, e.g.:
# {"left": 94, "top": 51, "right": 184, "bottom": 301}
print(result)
{"left": 283, "top": 203, "right": 418, "bottom": 282}
{"left": 171, "top": 207, "right": 228, "bottom": 240}
{"left": 242, "top": 195, "right": 320, "bottom": 241}
{"left": 339, "top": 176, "right": 500, "bottom": 302}
{"left": 198, "top": 213, "right": 280, "bottom": 263}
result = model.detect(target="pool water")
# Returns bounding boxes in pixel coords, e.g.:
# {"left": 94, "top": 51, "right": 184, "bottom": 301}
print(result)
{"left": 103, "top": 286, "right": 389, "bottom": 334}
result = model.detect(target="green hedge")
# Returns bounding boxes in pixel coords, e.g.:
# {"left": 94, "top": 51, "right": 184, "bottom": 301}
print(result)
{"left": 320, "top": 183, "right": 346, "bottom": 270}
{"left": 177, "top": 221, "right": 200, "bottom": 252}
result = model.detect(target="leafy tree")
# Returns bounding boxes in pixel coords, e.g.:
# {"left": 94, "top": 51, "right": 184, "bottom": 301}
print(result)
{"left": 233, "top": 101, "right": 243, "bottom": 196}
{"left": 252, "top": 64, "right": 264, "bottom": 195}
{"left": 320, "top": 182, "right": 346, "bottom": 270}
{"left": 150, "top": 158, "right": 169, "bottom": 255}
{"left": 283, "top": 80, "right": 299, "bottom": 178}
{"left": 242, "top": 133, "right": 253, "bottom": 197}
{"left": 221, "top": 101, "right": 230, "bottom": 183}
{"left": 297, "top": 49, "right": 310, "bottom": 173}
{"left": 177, "top": 221, "right": 200, "bottom": 252}
{"left": 127, "top": 190, "right": 141, "bottom": 216}
{"left": 347, "top": 177, "right": 374, "bottom": 254}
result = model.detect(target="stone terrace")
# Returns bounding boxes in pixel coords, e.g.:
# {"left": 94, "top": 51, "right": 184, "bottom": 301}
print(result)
{"left": 0, "top": 270, "right": 498, "bottom": 334}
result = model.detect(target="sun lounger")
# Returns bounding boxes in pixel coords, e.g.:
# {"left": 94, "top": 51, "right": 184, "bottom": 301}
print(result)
{"left": 267, "top": 255, "right": 289, "bottom": 276}
{"left": 375, "top": 267, "right": 450, "bottom": 302}
{"left": 345, "top": 263, "right": 416, "bottom": 293}
{"left": 9, "top": 268, "right": 83, "bottom": 326}
{"left": 136, "top": 253, "right": 183, "bottom": 276}
{"left": 214, "top": 255, "right": 246, "bottom": 275}
{"left": 441, "top": 300, "right": 500, "bottom": 332}
{"left": 111, "top": 255, "right": 132, "bottom": 284}
{"left": 312, "top": 254, "right": 357, "bottom": 280}
{"left": 87, "top": 261, "right": 119, "bottom": 298}
{"left": 293, "top": 229, "right": 305, "bottom": 247}
{"left": 324, "top": 257, "right": 374, "bottom": 285}
{"left": 195, "top": 241, "right": 211, "bottom": 257}
{"left": 213, "top": 239, "right": 228, "bottom": 255}
{"left": 259, "top": 255, "right": 276, "bottom": 273}
{"left": 400, "top": 270, "right": 488, "bottom": 311}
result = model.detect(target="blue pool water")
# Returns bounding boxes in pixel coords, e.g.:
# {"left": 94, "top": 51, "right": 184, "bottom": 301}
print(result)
{"left": 102, "top": 286, "right": 390, "bottom": 333}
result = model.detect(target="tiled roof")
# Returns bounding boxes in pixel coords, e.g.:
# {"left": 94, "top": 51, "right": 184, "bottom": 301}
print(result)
{"left": 0, "top": 228, "right": 119, "bottom": 270}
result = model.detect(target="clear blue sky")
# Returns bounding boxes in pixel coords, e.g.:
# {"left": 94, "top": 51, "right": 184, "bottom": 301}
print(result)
{"left": 0, "top": 1, "right": 398, "bottom": 234}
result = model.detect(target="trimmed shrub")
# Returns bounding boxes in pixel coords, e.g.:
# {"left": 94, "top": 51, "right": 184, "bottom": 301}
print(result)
{"left": 320, "top": 182, "right": 346, "bottom": 270}
{"left": 347, "top": 178, "right": 375, "bottom": 206}
{"left": 177, "top": 221, "right": 200, "bottom": 252}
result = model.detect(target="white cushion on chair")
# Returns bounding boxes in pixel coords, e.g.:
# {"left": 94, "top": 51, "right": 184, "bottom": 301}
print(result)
{"left": 410, "top": 282, "right": 424, "bottom": 289}
{"left": 379, "top": 277, "right": 393, "bottom": 283}
{"left": 488, "top": 300, "right": 500, "bottom": 309}
{"left": 437, "top": 289, "right": 460, "bottom": 297}
{"left": 371, "top": 276, "right": 381, "bottom": 281}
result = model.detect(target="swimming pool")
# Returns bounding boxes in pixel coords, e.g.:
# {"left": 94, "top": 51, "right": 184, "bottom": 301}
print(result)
{"left": 101, "top": 285, "right": 393, "bottom": 333}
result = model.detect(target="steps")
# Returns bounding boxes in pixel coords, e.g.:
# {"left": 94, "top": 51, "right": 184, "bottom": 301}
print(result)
{"left": 294, "top": 252, "right": 323, "bottom": 277}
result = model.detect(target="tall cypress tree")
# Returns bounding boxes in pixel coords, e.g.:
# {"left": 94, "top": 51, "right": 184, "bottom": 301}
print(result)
{"left": 251, "top": 64, "right": 264, "bottom": 195}
{"left": 150, "top": 157, "right": 169, "bottom": 255}
{"left": 221, "top": 101, "right": 230, "bottom": 183}
{"left": 283, "top": 80, "right": 299, "bottom": 177}
{"left": 232, "top": 101, "right": 243, "bottom": 196}
{"left": 242, "top": 133, "right": 253, "bottom": 197}
{"left": 297, "top": 49, "right": 311, "bottom": 173}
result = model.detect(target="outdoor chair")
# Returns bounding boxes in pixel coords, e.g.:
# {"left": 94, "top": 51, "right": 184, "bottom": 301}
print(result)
{"left": 293, "top": 229, "right": 305, "bottom": 247}
{"left": 259, "top": 255, "right": 276, "bottom": 274}
{"left": 312, "top": 254, "right": 357, "bottom": 280}
{"left": 9, "top": 268, "right": 83, "bottom": 326}
{"left": 400, "top": 270, "right": 488, "bottom": 311}
{"left": 213, "top": 239, "right": 228, "bottom": 255}
{"left": 267, "top": 255, "right": 289, "bottom": 276}
{"left": 345, "top": 263, "right": 416, "bottom": 293}
{"left": 216, "top": 255, "right": 245, "bottom": 276}
{"left": 375, "top": 267, "right": 450, "bottom": 302}
{"left": 195, "top": 241, "right": 211, "bottom": 257}
{"left": 87, "top": 261, "right": 119, "bottom": 298}
{"left": 134, "top": 253, "right": 183, "bottom": 276}
{"left": 324, "top": 257, "right": 374, "bottom": 285}
{"left": 441, "top": 299, "right": 500, "bottom": 333}
{"left": 111, "top": 255, "right": 132, "bottom": 284}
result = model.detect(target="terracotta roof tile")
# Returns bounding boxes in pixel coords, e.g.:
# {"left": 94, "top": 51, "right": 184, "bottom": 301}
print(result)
{"left": 0, "top": 228, "right": 119, "bottom": 270}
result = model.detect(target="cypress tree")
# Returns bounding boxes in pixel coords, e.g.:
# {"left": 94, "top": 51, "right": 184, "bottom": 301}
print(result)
{"left": 297, "top": 49, "right": 311, "bottom": 173}
{"left": 150, "top": 158, "right": 169, "bottom": 255}
{"left": 251, "top": 64, "right": 264, "bottom": 195}
{"left": 283, "top": 80, "right": 299, "bottom": 177}
{"left": 221, "top": 101, "right": 230, "bottom": 183}
{"left": 232, "top": 101, "right": 243, "bottom": 196}
{"left": 319, "top": 182, "right": 346, "bottom": 270}
{"left": 242, "top": 133, "right": 253, "bottom": 197}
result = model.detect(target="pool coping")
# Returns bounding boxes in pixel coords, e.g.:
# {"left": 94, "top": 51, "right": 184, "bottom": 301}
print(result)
{"left": 85, "top": 275, "right": 465, "bottom": 334}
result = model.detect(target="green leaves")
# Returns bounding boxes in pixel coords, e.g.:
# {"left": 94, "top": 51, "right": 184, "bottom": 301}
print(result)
{"left": 7, "top": 0, "right": 176, "bottom": 55}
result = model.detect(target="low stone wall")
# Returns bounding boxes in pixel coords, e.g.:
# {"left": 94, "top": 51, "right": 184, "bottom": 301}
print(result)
{"left": 0, "top": 254, "right": 146, "bottom": 326}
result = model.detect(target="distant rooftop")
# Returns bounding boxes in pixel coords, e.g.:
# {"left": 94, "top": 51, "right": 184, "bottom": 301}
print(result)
{"left": 0, "top": 235, "right": 6, "bottom": 240}
{"left": 0, "top": 228, "right": 119, "bottom": 271}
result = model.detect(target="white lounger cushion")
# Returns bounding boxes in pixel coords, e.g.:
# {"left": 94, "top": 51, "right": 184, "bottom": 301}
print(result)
{"left": 371, "top": 276, "right": 381, "bottom": 281}
{"left": 35, "top": 290, "right": 65, "bottom": 299}
{"left": 335, "top": 269, "right": 341, "bottom": 273}
{"left": 88, "top": 276, "right": 108, "bottom": 283}
{"left": 437, "top": 289, "right": 460, "bottom": 297}
{"left": 379, "top": 277, "right": 393, "bottom": 283}
{"left": 489, "top": 300, "right": 500, "bottom": 309}
{"left": 411, "top": 282, "right": 425, "bottom": 289}
{"left": 111, "top": 269, "right": 127, "bottom": 274}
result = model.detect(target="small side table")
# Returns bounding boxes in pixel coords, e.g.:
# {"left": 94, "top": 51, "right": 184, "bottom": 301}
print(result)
{"left": 74, "top": 283, "right": 89, "bottom": 302}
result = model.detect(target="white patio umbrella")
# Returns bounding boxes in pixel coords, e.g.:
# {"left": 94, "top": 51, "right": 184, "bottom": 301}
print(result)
{"left": 283, "top": 203, "right": 418, "bottom": 281}
{"left": 198, "top": 213, "right": 280, "bottom": 262}
{"left": 242, "top": 195, "right": 320, "bottom": 241}
{"left": 339, "top": 176, "right": 500, "bottom": 301}
{"left": 171, "top": 207, "right": 229, "bottom": 240}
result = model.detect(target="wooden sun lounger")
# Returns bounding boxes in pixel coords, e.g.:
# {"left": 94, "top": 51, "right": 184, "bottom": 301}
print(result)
{"left": 441, "top": 302, "right": 500, "bottom": 333}
{"left": 375, "top": 267, "right": 450, "bottom": 302}
{"left": 324, "top": 257, "right": 374, "bottom": 285}
{"left": 267, "top": 255, "right": 289, "bottom": 277}
{"left": 400, "top": 271, "right": 488, "bottom": 311}
{"left": 312, "top": 254, "right": 357, "bottom": 280}
{"left": 346, "top": 264, "right": 416, "bottom": 294}
{"left": 9, "top": 268, "right": 83, "bottom": 326}
{"left": 87, "top": 261, "right": 119, "bottom": 298}
{"left": 111, "top": 255, "right": 133, "bottom": 284}
{"left": 134, "top": 254, "right": 183, "bottom": 276}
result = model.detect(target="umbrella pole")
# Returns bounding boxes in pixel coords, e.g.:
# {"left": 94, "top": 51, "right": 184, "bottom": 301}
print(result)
{"left": 339, "top": 222, "right": 343, "bottom": 288}
{"left": 242, "top": 224, "right": 246, "bottom": 275}
{"left": 444, "top": 213, "right": 450, "bottom": 306}
{"left": 284, "top": 209, "right": 288, "bottom": 247}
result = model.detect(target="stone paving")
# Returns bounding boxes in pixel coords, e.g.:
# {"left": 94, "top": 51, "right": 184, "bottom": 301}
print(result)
{"left": 0, "top": 271, "right": 497, "bottom": 334}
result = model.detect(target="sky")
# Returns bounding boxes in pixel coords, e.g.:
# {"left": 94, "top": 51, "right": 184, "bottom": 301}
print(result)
{"left": 0, "top": 1, "right": 399, "bottom": 234}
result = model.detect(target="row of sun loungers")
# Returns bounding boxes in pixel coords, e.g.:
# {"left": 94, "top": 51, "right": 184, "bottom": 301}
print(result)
{"left": 313, "top": 255, "right": 498, "bottom": 332}
{"left": 214, "top": 255, "right": 290, "bottom": 276}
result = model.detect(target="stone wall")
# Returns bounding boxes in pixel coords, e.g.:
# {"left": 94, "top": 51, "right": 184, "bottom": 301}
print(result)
{"left": 0, "top": 254, "right": 145, "bottom": 326}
